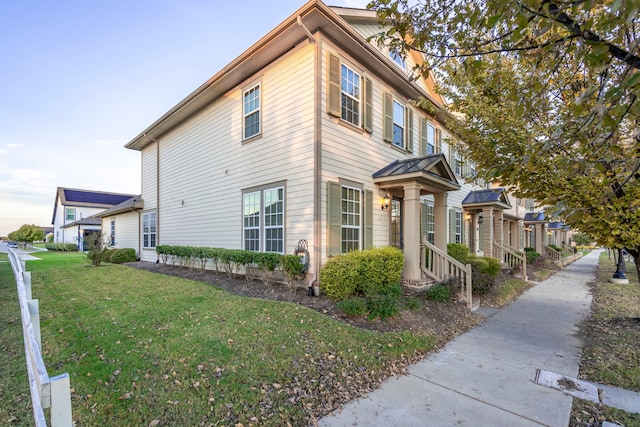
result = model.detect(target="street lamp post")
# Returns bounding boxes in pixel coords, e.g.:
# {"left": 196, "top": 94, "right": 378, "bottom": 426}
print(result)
{"left": 610, "top": 248, "right": 629, "bottom": 284}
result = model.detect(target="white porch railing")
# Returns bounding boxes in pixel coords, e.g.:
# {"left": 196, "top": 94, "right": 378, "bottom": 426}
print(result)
{"left": 544, "top": 245, "right": 562, "bottom": 261}
{"left": 8, "top": 248, "right": 73, "bottom": 427}
{"left": 493, "top": 241, "right": 527, "bottom": 280}
{"left": 420, "top": 237, "right": 474, "bottom": 310}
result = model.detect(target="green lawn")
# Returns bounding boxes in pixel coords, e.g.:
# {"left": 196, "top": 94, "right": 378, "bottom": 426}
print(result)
{"left": 570, "top": 252, "right": 640, "bottom": 427}
{"left": 0, "top": 251, "right": 433, "bottom": 426}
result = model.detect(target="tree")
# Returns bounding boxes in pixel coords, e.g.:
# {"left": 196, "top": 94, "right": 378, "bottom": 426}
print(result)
{"left": 572, "top": 233, "right": 594, "bottom": 247}
{"left": 8, "top": 224, "right": 45, "bottom": 246}
{"left": 368, "top": 0, "right": 640, "bottom": 277}
{"left": 84, "top": 233, "right": 108, "bottom": 267}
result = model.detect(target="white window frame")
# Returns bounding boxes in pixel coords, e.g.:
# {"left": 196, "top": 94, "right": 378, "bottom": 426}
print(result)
{"left": 142, "top": 211, "right": 156, "bottom": 249}
{"left": 242, "top": 185, "right": 285, "bottom": 254}
{"left": 392, "top": 100, "right": 405, "bottom": 149}
{"left": 341, "top": 64, "right": 361, "bottom": 126}
{"left": 110, "top": 218, "right": 115, "bottom": 246}
{"left": 65, "top": 208, "right": 75, "bottom": 221}
{"left": 454, "top": 210, "right": 463, "bottom": 244}
{"left": 243, "top": 83, "right": 261, "bottom": 140}
{"left": 426, "top": 122, "right": 436, "bottom": 155}
{"left": 341, "top": 185, "right": 362, "bottom": 253}
{"left": 424, "top": 203, "right": 435, "bottom": 245}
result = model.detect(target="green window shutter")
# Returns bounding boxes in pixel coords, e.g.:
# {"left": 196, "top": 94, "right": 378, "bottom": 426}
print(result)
{"left": 364, "top": 77, "right": 373, "bottom": 133}
{"left": 449, "top": 209, "right": 456, "bottom": 244}
{"left": 420, "top": 118, "right": 427, "bottom": 156}
{"left": 327, "top": 53, "right": 341, "bottom": 118}
{"left": 383, "top": 92, "right": 393, "bottom": 143}
{"left": 364, "top": 189, "right": 373, "bottom": 249}
{"left": 407, "top": 108, "right": 413, "bottom": 153}
{"left": 327, "top": 181, "right": 341, "bottom": 257}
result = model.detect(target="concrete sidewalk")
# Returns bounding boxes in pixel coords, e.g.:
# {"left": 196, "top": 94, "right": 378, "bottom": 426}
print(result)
{"left": 319, "top": 250, "right": 602, "bottom": 427}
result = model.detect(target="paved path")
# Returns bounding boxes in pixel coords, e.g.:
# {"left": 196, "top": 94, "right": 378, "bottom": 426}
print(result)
{"left": 319, "top": 250, "right": 601, "bottom": 427}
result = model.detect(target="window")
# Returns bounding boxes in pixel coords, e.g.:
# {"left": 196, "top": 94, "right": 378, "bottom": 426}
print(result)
{"left": 143, "top": 212, "right": 156, "bottom": 249}
{"left": 341, "top": 64, "right": 360, "bottom": 126}
{"left": 451, "top": 149, "right": 463, "bottom": 175}
{"left": 390, "top": 198, "right": 402, "bottom": 248}
{"left": 454, "top": 210, "right": 463, "bottom": 244}
{"left": 110, "top": 218, "right": 115, "bottom": 246}
{"left": 421, "top": 120, "right": 437, "bottom": 155}
{"left": 341, "top": 186, "right": 361, "bottom": 253}
{"left": 242, "top": 185, "right": 285, "bottom": 253}
{"left": 243, "top": 84, "right": 260, "bottom": 139}
{"left": 389, "top": 48, "right": 406, "bottom": 69}
{"left": 422, "top": 202, "right": 435, "bottom": 244}
{"left": 392, "top": 100, "right": 405, "bottom": 148}
{"left": 65, "top": 208, "right": 75, "bottom": 221}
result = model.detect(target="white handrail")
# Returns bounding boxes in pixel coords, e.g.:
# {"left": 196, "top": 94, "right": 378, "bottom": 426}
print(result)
{"left": 8, "top": 248, "right": 72, "bottom": 427}
{"left": 494, "top": 241, "right": 527, "bottom": 281}
{"left": 420, "top": 237, "right": 473, "bottom": 310}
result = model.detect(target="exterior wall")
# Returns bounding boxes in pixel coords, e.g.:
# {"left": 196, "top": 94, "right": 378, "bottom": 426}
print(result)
{"left": 103, "top": 212, "right": 140, "bottom": 254}
{"left": 138, "top": 42, "right": 316, "bottom": 263}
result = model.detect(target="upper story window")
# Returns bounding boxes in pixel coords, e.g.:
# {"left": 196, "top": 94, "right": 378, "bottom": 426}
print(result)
{"left": 243, "top": 84, "right": 261, "bottom": 139}
{"left": 392, "top": 100, "right": 405, "bottom": 149}
{"left": 327, "top": 53, "right": 373, "bottom": 133}
{"left": 389, "top": 48, "right": 406, "bottom": 69}
{"left": 65, "top": 208, "right": 75, "bottom": 221}
{"left": 421, "top": 120, "right": 438, "bottom": 155}
{"left": 341, "top": 64, "right": 360, "bottom": 126}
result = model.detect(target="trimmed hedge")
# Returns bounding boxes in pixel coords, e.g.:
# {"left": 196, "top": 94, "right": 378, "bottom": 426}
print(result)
{"left": 154, "top": 245, "right": 304, "bottom": 282}
{"left": 110, "top": 248, "right": 137, "bottom": 264}
{"left": 45, "top": 243, "right": 77, "bottom": 252}
{"left": 447, "top": 243, "right": 470, "bottom": 264}
{"left": 524, "top": 247, "right": 541, "bottom": 264}
{"left": 319, "top": 246, "right": 404, "bottom": 301}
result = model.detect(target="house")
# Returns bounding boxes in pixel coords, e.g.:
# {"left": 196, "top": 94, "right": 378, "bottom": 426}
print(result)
{"left": 52, "top": 187, "right": 137, "bottom": 250}
{"left": 112, "top": 1, "right": 539, "bottom": 299}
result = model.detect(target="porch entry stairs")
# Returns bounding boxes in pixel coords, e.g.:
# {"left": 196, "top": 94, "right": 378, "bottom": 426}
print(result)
{"left": 544, "top": 245, "right": 562, "bottom": 261}
{"left": 420, "top": 237, "right": 476, "bottom": 310}
{"left": 493, "top": 241, "right": 528, "bottom": 281}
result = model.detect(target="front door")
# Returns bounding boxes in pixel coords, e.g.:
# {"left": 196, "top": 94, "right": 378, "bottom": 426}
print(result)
{"left": 390, "top": 198, "right": 403, "bottom": 249}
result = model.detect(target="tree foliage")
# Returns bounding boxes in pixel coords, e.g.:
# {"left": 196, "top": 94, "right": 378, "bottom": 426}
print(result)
{"left": 7, "top": 224, "right": 45, "bottom": 244}
{"left": 369, "top": 0, "right": 640, "bottom": 275}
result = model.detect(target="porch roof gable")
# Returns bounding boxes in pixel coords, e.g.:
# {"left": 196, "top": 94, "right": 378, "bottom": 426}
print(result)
{"left": 372, "top": 154, "right": 460, "bottom": 193}
{"left": 461, "top": 188, "right": 511, "bottom": 210}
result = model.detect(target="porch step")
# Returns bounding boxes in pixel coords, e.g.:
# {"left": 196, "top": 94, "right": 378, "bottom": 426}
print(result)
{"left": 401, "top": 278, "right": 437, "bottom": 292}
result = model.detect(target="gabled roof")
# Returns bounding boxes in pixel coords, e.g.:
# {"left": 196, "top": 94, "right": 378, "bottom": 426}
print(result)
{"left": 125, "top": 0, "right": 444, "bottom": 151}
{"left": 524, "top": 212, "right": 546, "bottom": 222}
{"left": 462, "top": 188, "right": 511, "bottom": 210}
{"left": 94, "top": 196, "right": 144, "bottom": 218}
{"left": 372, "top": 154, "right": 460, "bottom": 193}
{"left": 61, "top": 216, "right": 102, "bottom": 229}
{"left": 52, "top": 187, "right": 137, "bottom": 224}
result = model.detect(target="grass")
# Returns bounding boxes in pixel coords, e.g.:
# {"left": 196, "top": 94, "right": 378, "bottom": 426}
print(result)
{"left": 0, "top": 253, "right": 8, "bottom": 262}
{"left": 0, "top": 251, "right": 433, "bottom": 426}
{"left": 569, "top": 252, "right": 640, "bottom": 427}
{"left": 490, "top": 278, "right": 532, "bottom": 307}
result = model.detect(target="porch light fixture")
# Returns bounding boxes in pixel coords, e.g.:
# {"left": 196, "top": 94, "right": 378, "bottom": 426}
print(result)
{"left": 478, "top": 213, "right": 483, "bottom": 224}
{"left": 381, "top": 194, "right": 391, "bottom": 210}
{"left": 465, "top": 213, "right": 471, "bottom": 221}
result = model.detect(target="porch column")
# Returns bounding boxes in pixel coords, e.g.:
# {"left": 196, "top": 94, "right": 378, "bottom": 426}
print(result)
{"left": 535, "top": 223, "right": 545, "bottom": 252}
{"left": 481, "top": 207, "right": 494, "bottom": 257}
{"left": 495, "top": 210, "right": 504, "bottom": 249}
{"left": 433, "top": 192, "right": 448, "bottom": 250}
{"left": 517, "top": 220, "right": 524, "bottom": 249}
{"left": 403, "top": 183, "right": 422, "bottom": 281}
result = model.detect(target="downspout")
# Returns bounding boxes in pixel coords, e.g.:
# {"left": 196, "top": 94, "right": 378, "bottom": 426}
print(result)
{"left": 155, "top": 138, "right": 160, "bottom": 262}
{"left": 310, "top": 29, "right": 321, "bottom": 288}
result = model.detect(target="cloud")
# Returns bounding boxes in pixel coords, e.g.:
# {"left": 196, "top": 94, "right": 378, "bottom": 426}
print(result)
{"left": 5, "top": 143, "right": 22, "bottom": 148}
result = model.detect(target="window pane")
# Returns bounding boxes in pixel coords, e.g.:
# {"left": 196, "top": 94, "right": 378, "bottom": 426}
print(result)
{"left": 393, "top": 100, "right": 405, "bottom": 148}
{"left": 264, "top": 188, "right": 284, "bottom": 253}
{"left": 243, "top": 85, "right": 260, "bottom": 139}
{"left": 340, "top": 186, "right": 361, "bottom": 253}
{"left": 243, "top": 192, "right": 261, "bottom": 250}
{"left": 341, "top": 64, "right": 360, "bottom": 126}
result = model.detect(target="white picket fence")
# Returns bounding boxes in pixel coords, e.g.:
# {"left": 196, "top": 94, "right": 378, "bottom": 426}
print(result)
{"left": 8, "top": 248, "right": 73, "bottom": 427}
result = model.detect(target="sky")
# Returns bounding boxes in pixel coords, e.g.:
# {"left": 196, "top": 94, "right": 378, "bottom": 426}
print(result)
{"left": 0, "top": 0, "right": 369, "bottom": 237}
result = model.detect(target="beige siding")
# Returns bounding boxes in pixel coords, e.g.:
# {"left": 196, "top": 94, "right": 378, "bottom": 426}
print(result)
{"left": 141, "top": 142, "right": 158, "bottom": 209}
{"left": 152, "top": 42, "right": 316, "bottom": 254}
{"left": 106, "top": 212, "right": 140, "bottom": 254}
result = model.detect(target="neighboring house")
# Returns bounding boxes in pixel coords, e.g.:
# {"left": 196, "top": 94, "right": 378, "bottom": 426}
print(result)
{"left": 95, "top": 196, "right": 144, "bottom": 254}
{"left": 52, "top": 187, "right": 137, "bottom": 249}
{"left": 114, "top": 1, "right": 538, "bottom": 289}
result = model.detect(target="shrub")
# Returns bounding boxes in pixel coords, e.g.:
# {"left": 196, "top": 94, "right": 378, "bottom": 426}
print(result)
{"left": 102, "top": 248, "right": 117, "bottom": 262}
{"left": 337, "top": 297, "right": 368, "bottom": 317}
{"left": 447, "top": 243, "right": 470, "bottom": 264}
{"left": 110, "top": 248, "right": 137, "bottom": 264}
{"left": 282, "top": 255, "right": 305, "bottom": 289}
{"left": 524, "top": 247, "right": 540, "bottom": 264}
{"left": 366, "top": 292, "right": 401, "bottom": 321}
{"left": 425, "top": 284, "right": 452, "bottom": 302}
{"left": 468, "top": 256, "right": 501, "bottom": 295}
{"left": 403, "top": 296, "right": 423, "bottom": 311}
{"left": 319, "top": 246, "right": 404, "bottom": 301}
{"left": 45, "top": 243, "right": 77, "bottom": 251}
{"left": 85, "top": 233, "right": 108, "bottom": 267}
